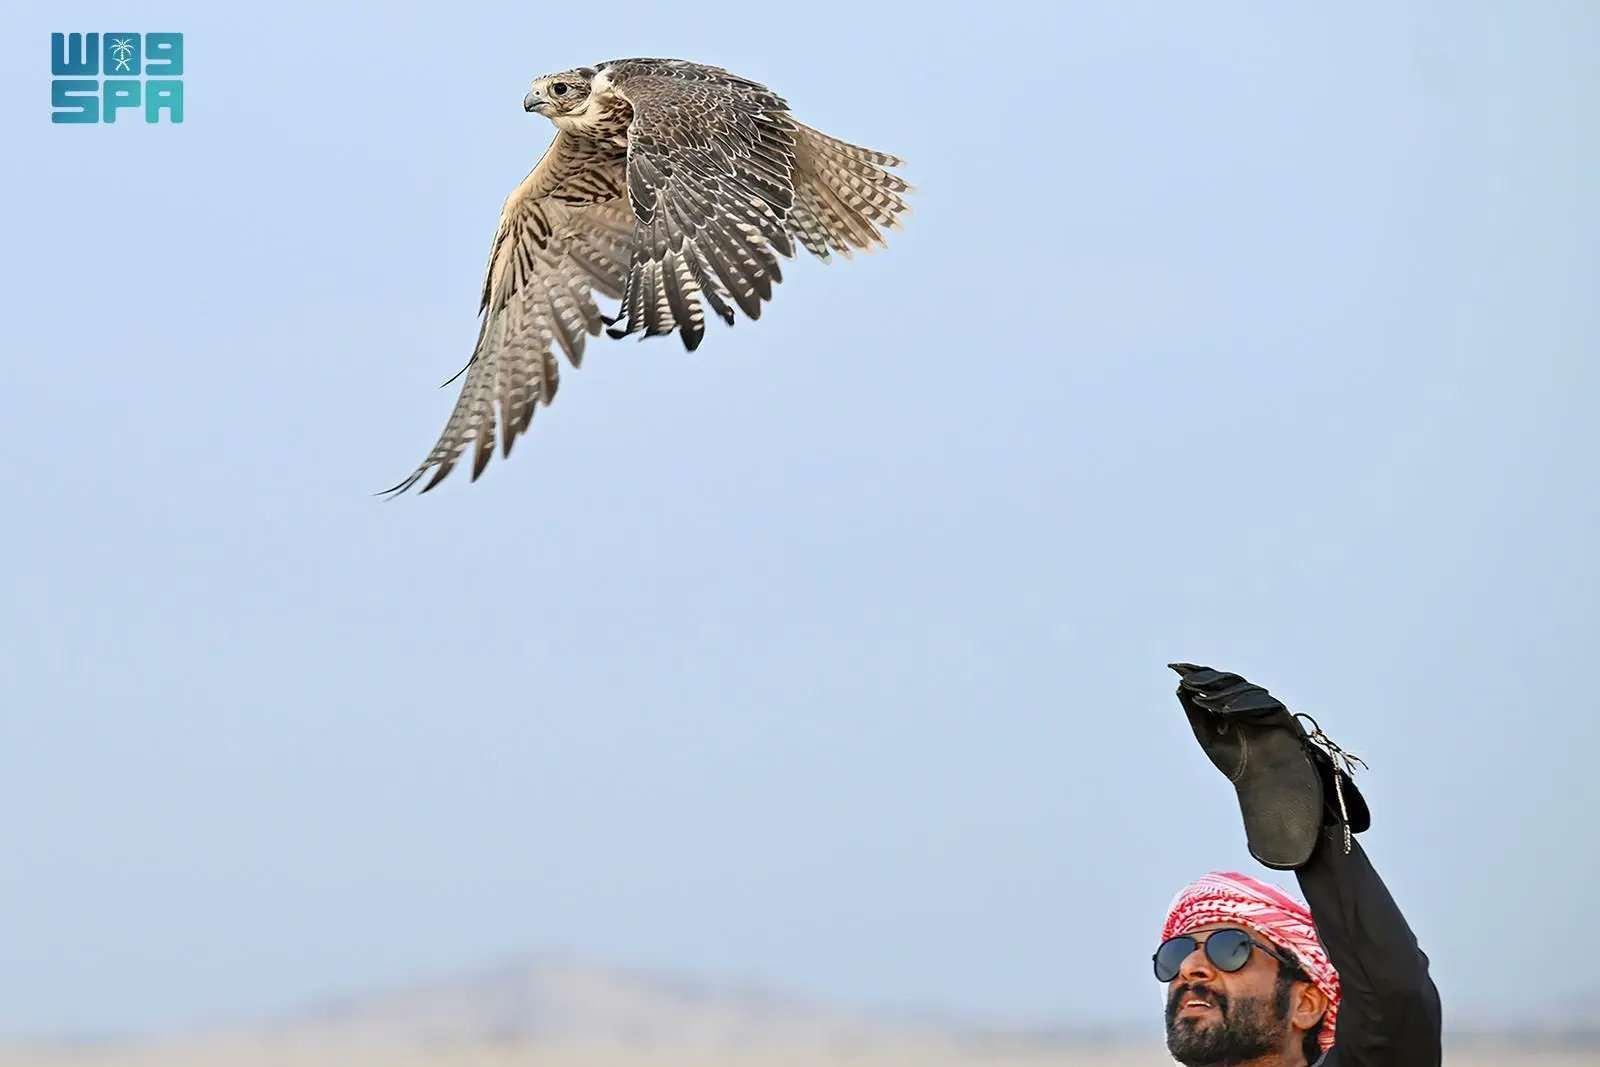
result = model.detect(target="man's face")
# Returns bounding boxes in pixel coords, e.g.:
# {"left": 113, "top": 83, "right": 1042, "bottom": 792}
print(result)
{"left": 1163, "top": 924, "right": 1298, "bottom": 1066}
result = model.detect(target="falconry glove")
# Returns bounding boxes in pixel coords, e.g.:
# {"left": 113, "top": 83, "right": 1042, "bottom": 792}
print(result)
{"left": 1168, "top": 664, "right": 1369, "bottom": 870}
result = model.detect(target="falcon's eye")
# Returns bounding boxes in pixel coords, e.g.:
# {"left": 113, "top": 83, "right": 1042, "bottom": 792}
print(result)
{"left": 551, "top": 82, "right": 569, "bottom": 96}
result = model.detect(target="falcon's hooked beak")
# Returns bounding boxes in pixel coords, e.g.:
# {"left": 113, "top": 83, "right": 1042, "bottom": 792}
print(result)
{"left": 523, "top": 91, "right": 547, "bottom": 114}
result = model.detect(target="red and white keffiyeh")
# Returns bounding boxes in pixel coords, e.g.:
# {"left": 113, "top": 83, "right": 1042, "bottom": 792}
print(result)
{"left": 1162, "top": 871, "right": 1341, "bottom": 1053}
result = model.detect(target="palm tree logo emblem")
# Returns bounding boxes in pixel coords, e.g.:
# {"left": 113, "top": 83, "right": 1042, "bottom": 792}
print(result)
{"left": 109, "top": 37, "right": 136, "bottom": 72}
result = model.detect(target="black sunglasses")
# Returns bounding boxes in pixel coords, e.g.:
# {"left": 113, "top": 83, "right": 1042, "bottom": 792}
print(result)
{"left": 1153, "top": 928, "right": 1303, "bottom": 983}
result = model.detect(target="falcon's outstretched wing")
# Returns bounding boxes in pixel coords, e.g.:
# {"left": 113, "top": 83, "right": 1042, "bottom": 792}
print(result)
{"left": 384, "top": 132, "right": 631, "bottom": 495}
{"left": 605, "top": 62, "right": 801, "bottom": 350}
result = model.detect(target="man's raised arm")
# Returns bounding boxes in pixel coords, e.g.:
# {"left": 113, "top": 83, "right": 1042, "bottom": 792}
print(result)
{"left": 1295, "top": 830, "right": 1441, "bottom": 1066}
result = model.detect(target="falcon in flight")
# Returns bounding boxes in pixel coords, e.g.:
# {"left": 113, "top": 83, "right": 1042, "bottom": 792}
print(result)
{"left": 386, "top": 57, "right": 911, "bottom": 494}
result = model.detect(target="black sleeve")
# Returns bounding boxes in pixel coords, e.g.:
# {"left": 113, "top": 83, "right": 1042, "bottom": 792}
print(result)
{"left": 1294, "top": 828, "right": 1442, "bottom": 1066}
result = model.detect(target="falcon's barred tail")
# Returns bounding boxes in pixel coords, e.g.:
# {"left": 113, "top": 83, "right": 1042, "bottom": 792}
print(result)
{"left": 787, "top": 124, "right": 911, "bottom": 261}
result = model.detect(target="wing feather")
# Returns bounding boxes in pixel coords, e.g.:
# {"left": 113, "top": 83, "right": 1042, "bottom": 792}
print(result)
{"left": 606, "top": 62, "right": 800, "bottom": 347}
{"left": 384, "top": 133, "right": 629, "bottom": 494}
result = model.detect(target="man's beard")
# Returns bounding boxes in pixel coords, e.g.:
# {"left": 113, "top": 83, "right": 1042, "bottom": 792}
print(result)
{"left": 1164, "top": 978, "right": 1292, "bottom": 1066}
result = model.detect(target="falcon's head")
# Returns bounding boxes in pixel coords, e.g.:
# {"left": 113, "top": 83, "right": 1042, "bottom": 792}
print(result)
{"left": 523, "top": 68, "right": 598, "bottom": 122}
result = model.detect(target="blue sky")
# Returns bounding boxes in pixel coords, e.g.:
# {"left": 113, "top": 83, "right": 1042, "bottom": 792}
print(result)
{"left": 2, "top": 0, "right": 1596, "bottom": 1039}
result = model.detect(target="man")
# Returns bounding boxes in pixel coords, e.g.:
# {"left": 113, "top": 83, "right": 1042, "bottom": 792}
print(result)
{"left": 1156, "top": 664, "right": 1441, "bottom": 1066}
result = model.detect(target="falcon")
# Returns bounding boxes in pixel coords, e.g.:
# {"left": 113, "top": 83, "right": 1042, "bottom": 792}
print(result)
{"left": 385, "top": 58, "right": 911, "bottom": 494}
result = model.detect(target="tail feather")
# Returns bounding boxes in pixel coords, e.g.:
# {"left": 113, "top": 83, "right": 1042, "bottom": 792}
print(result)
{"left": 788, "top": 124, "right": 911, "bottom": 260}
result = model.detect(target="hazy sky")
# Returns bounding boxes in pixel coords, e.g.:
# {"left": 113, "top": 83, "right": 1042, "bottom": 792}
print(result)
{"left": 3, "top": 0, "right": 1596, "bottom": 1041}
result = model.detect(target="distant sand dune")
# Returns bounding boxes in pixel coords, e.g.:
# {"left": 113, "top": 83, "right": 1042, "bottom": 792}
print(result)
{"left": 3, "top": 959, "right": 1593, "bottom": 1067}
{"left": 3, "top": 1035, "right": 1596, "bottom": 1067}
